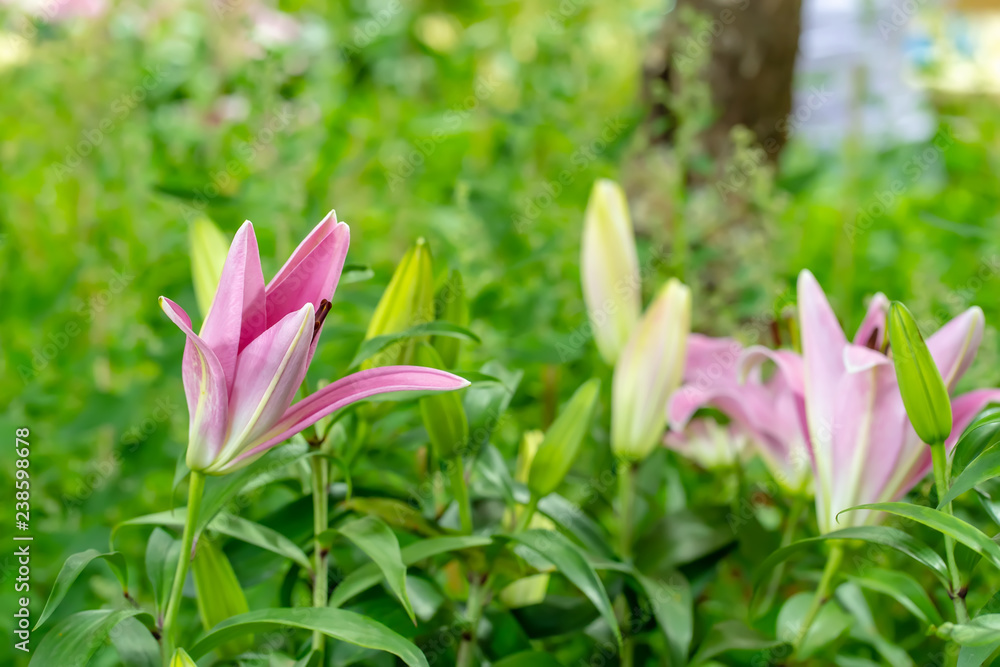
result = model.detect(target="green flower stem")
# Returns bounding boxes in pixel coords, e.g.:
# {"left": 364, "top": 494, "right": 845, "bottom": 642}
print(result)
{"left": 796, "top": 543, "right": 844, "bottom": 655}
{"left": 514, "top": 494, "right": 539, "bottom": 533}
{"left": 931, "top": 441, "right": 969, "bottom": 623}
{"left": 161, "top": 470, "right": 205, "bottom": 667}
{"left": 618, "top": 461, "right": 636, "bottom": 667}
{"left": 449, "top": 456, "right": 473, "bottom": 534}
{"left": 456, "top": 574, "right": 491, "bottom": 667}
{"left": 760, "top": 490, "right": 808, "bottom": 614}
{"left": 310, "top": 455, "right": 331, "bottom": 654}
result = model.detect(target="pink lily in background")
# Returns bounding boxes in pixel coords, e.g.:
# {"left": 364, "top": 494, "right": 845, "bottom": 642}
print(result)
{"left": 797, "top": 269, "right": 1000, "bottom": 532}
{"left": 160, "top": 213, "right": 469, "bottom": 475}
{"left": 668, "top": 335, "right": 812, "bottom": 492}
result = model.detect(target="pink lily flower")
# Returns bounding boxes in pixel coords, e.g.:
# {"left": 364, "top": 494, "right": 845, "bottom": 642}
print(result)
{"left": 668, "top": 335, "right": 812, "bottom": 492}
{"left": 797, "top": 269, "right": 1000, "bottom": 531}
{"left": 160, "top": 212, "right": 469, "bottom": 475}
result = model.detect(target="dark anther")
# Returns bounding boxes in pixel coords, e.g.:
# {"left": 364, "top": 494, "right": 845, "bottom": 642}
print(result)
{"left": 770, "top": 319, "right": 782, "bottom": 347}
{"left": 313, "top": 299, "right": 332, "bottom": 342}
{"left": 863, "top": 327, "right": 880, "bottom": 351}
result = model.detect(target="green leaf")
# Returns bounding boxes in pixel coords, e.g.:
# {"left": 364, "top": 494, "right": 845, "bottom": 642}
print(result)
{"left": 186, "top": 608, "right": 429, "bottom": 666}
{"left": 528, "top": 378, "right": 600, "bottom": 498}
{"left": 338, "top": 516, "right": 416, "bottom": 623}
{"left": 939, "top": 446, "right": 1000, "bottom": 508}
{"left": 847, "top": 568, "right": 943, "bottom": 625}
{"left": 464, "top": 361, "right": 522, "bottom": 452}
{"left": 145, "top": 528, "right": 180, "bottom": 618}
{"left": 196, "top": 440, "right": 310, "bottom": 534}
{"left": 888, "top": 301, "right": 953, "bottom": 444}
{"left": 753, "top": 526, "right": 949, "bottom": 587}
{"left": 432, "top": 269, "right": 469, "bottom": 368}
{"left": 636, "top": 572, "right": 692, "bottom": 666}
{"left": 192, "top": 537, "right": 252, "bottom": 657}
{"left": 842, "top": 502, "right": 1000, "bottom": 571}
{"left": 35, "top": 549, "right": 128, "bottom": 629}
{"left": 952, "top": 407, "right": 1000, "bottom": 476}
{"left": 493, "top": 651, "right": 564, "bottom": 667}
{"left": 959, "top": 643, "right": 1000, "bottom": 667}
{"left": 535, "top": 492, "right": 615, "bottom": 560}
{"left": 938, "top": 615, "right": 1000, "bottom": 646}
{"left": 330, "top": 535, "right": 492, "bottom": 608}
{"left": 30, "top": 609, "right": 152, "bottom": 667}
{"left": 777, "top": 591, "right": 852, "bottom": 659}
{"left": 116, "top": 510, "right": 312, "bottom": 571}
{"left": 110, "top": 616, "right": 160, "bottom": 667}
{"left": 505, "top": 529, "right": 622, "bottom": 649}
{"left": 690, "top": 619, "right": 784, "bottom": 664}
{"left": 352, "top": 321, "right": 480, "bottom": 369}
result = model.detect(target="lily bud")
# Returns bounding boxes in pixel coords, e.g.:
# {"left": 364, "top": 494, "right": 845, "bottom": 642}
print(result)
{"left": 888, "top": 301, "right": 953, "bottom": 444}
{"left": 415, "top": 343, "right": 468, "bottom": 460}
{"left": 189, "top": 217, "right": 230, "bottom": 319}
{"left": 612, "top": 279, "right": 691, "bottom": 462}
{"left": 432, "top": 269, "right": 469, "bottom": 368}
{"left": 365, "top": 238, "right": 435, "bottom": 367}
{"left": 581, "top": 179, "right": 642, "bottom": 365}
{"left": 170, "top": 649, "right": 198, "bottom": 667}
{"left": 528, "top": 378, "right": 601, "bottom": 497}
{"left": 192, "top": 538, "right": 252, "bottom": 657}
{"left": 515, "top": 430, "right": 544, "bottom": 484}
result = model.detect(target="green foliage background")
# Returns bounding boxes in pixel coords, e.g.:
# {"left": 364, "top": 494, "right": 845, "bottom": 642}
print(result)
{"left": 2, "top": 0, "right": 1000, "bottom": 664}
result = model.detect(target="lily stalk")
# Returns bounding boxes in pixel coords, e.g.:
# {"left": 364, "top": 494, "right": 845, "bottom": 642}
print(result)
{"left": 161, "top": 471, "right": 206, "bottom": 667}
{"left": 310, "top": 453, "right": 330, "bottom": 654}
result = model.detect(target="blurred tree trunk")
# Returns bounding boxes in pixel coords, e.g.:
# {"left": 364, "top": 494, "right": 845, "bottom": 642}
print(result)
{"left": 646, "top": 0, "right": 804, "bottom": 162}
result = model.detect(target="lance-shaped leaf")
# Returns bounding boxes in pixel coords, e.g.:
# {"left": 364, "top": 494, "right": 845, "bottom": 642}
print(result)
{"left": 432, "top": 269, "right": 469, "bottom": 368}
{"left": 338, "top": 516, "right": 416, "bottom": 624}
{"left": 938, "top": 615, "right": 1000, "bottom": 646}
{"left": 146, "top": 528, "right": 181, "bottom": 618}
{"left": 847, "top": 568, "right": 943, "bottom": 625}
{"left": 952, "top": 406, "right": 1000, "bottom": 477}
{"left": 415, "top": 343, "right": 468, "bottom": 461}
{"left": 505, "top": 529, "right": 622, "bottom": 649}
{"left": 842, "top": 502, "right": 1000, "bottom": 571}
{"left": 35, "top": 550, "right": 128, "bottom": 629}
{"left": 29, "top": 609, "right": 153, "bottom": 667}
{"left": 528, "top": 378, "right": 601, "bottom": 497}
{"left": 939, "top": 445, "right": 1000, "bottom": 508}
{"left": 888, "top": 301, "right": 953, "bottom": 444}
{"left": 187, "top": 608, "right": 429, "bottom": 666}
{"left": 192, "top": 537, "right": 253, "bottom": 657}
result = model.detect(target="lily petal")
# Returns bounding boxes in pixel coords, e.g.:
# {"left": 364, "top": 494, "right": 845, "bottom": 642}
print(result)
{"left": 199, "top": 221, "right": 266, "bottom": 390}
{"left": 928, "top": 307, "right": 985, "bottom": 391}
{"left": 683, "top": 334, "right": 742, "bottom": 388}
{"left": 209, "top": 303, "right": 315, "bottom": 472}
{"left": 852, "top": 292, "right": 890, "bottom": 349}
{"left": 843, "top": 344, "right": 892, "bottom": 374}
{"left": 266, "top": 213, "right": 350, "bottom": 330}
{"left": 221, "top": 366, "right": 470, "bottom": 471}
{"left": 159, "top": 297, "right": 229, "bottom": 471}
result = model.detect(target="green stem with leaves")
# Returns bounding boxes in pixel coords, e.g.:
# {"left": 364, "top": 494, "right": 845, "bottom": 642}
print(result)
{"left": 161, "top": 470, "right": 205, "bottom": 666}
{"left": 515, "top": 494, "right": 539, "bottom": 533}
{"left": 618, "top": 461, "right": 636, "bottom": 667}
{"left": 931, "top": 441, "right": 969, "bottom": 623}
{"left": 449, "top": 456, "right": 473, "bottom": 534}
{"left": 796, "top": 543, "right": 843, "bottom": 655}
{"left": 310, "top": 455, "right": 331, "bottom": 654}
